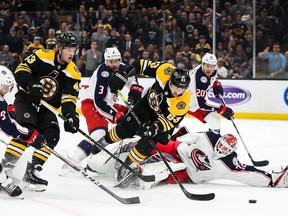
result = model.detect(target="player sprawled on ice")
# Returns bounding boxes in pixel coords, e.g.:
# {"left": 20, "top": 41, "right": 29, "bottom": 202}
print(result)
{"left": 88, "top": 59, "right": 191, "bottom": 186}
{"left": 0, "top": 66, "right": 46, "bottom": 198}
{"left": 61, "top": 47, "right": 144, "bottom": 176}
{"left": 2, "top": 33, "right": 81, "bottom": 192}
{"left": 88, "top": 126, "right": 288, "bottom": 189}
{"left": 188, "top": 53, "right": 234, "bottom": 133}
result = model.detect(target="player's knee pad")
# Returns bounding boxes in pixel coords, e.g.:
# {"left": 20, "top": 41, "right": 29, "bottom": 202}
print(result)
{"left": 42, "top": 127, "right": 60, "bottom": 149}
{"left": 204, "top": 112, "right": 221, "bottom": 132}
{"left": 90, "top": 128, "right": 107, "bottom": 142}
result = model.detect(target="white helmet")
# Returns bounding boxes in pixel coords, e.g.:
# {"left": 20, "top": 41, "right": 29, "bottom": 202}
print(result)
{"left": 201, "top": 53, "right": 217, "bottom": 70}
{"left": 212, "top": 134, "right": 238, "bottom": 159}
{"left": 0, "top": 66, "right": 15, "bottom": 92}
{"left": 104, "top": 47, "right": 122, "bottom": 65}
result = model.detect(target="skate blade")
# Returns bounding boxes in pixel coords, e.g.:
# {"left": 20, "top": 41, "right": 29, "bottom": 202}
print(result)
{"left": 22, "top": 182, "right": 46, "bottom": 192}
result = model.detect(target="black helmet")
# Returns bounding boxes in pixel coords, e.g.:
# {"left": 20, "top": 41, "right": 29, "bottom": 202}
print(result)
{"left": 56, "top": 32, "right": 78, "bottom": 48}
{"left": 170, "top": 68, "right": 190, "bottom": 89}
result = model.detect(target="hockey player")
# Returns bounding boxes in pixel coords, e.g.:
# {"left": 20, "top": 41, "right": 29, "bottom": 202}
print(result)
{"left": 89, "top": 59, "right": 191, "bottom": 185}
{"left": 188, "top": 53, "right": 234, "bottom": 133}
{"left": 0, "top": 66, "right": 46, "bottom": 198}
{"left": 89, "top": 128, "right": 288, "bottom": 189}
{"left": 2, "top": 32, "right": 81, "bottom": 191}
{"left": 61, "top": 47, "right": 143, "bottom": 175}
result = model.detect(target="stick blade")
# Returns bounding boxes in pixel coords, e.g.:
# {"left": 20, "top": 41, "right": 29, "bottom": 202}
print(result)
{"left": 252, "top": 160, "right": 269, "bottom": 167}
{"left": 186, "top": 192, "right": 215, "bottom": 201}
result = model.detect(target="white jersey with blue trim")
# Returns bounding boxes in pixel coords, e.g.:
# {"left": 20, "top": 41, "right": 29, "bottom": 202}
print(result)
{"left": 188, "top": 65, "right": 220, "bottom": 112}
{"left": 176, "top": 131, "right": 271, "bottom": 187}
{"left": 81, "top": 63, "right": 137, "bottom": 121}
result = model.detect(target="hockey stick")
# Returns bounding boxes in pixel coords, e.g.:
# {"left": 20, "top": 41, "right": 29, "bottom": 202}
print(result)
{"left": 117, "top": 90, "right": 215, "bottom": 201}
{"left": 0, "top": 137, "right": 147, "bottom": 204}
{"left": 40, "top": 100, "right": 156, "bottom": 183}
{"left": 219, "top": 96, "right": 269, "bottom": 167}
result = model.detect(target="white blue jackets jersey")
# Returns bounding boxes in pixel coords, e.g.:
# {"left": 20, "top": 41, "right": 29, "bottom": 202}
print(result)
{"left": 176, "top": 131, "right": 272, "bottom": 187}
{"left": 0, "top": 96, "right": 29, "bottom": 139}
{"left": 81, "top": 63, "right": 137, "bottom": 121}
{"left": 189, "top": 65, "right": 220, "bottom": 112}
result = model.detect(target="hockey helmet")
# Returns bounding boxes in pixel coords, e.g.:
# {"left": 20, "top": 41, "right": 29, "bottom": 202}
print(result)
{"left": 104, "top": 47, "right": 121, "bottom": 63}
{"left": 56, "top": 32, "right": 78, "bottom": 48}
{"left": 0, "top": 66, "right": 15, "bottom": 92}
{"left": 201, "top": 53, "right": 217, "bottom": 70}
{"left": 213, "top": 134, "right": 238, "bottom": 159}
{"left": 170, "top": 68, "right": 190, "bottom": 89}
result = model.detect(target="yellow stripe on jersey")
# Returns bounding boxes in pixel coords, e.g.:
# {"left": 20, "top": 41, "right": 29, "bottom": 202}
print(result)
{"left": 35, "top": 49, "right": 55, "bottom": 65}
{"left": 157, "top": 114, "right": 174, "bottom": 131}
{"left": 65, "top": 62, "right": 81, "bottom": 80}
{"left": 61, "top": 94, "right": 78, "bottom": 105}
{"left": 15, "top": 63, "right": 32, "bottom": 74}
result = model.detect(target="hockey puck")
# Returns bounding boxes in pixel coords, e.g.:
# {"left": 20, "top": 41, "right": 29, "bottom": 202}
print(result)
{"left": 249, "top": 199, "right": 257, "bottom": 204}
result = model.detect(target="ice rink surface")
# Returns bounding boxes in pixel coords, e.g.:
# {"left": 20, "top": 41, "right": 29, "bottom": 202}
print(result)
{"left": 0, "top": 116, "right": 287, "bottom": 216}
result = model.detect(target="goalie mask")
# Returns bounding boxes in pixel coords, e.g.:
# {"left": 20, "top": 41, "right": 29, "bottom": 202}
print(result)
{"left": 212, "top": 134, "right": 238, "bottom": 159}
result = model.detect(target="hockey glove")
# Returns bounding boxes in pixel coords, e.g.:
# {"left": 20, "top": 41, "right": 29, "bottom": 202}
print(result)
{"left": 108, "top": 71, "right": 128, "bottom": 93}
{"left": 212, "top": 80, "right": 223, "bottom": 98}
{"left": 128, "top": 84, "right": 144, "bottom": 105}
{"left": 137, "top": 122, "right": 158, "bottom": 138}
{"left": 64, "top": 113, "right": 79, "bottom": 133}
{"left": 23, "top": 129, "right": 47, "bottom": 149}
{"left": 217, "top": 105, "right": 234, "bottom": 120}
{"left": 7, "top": 104, "right": 16, "bottom": 120}
{"left": 114, "top": 111, "right": 125, "bottom": 124}
{"left": 27, "top": 80, "right": 43, "bottom": 111}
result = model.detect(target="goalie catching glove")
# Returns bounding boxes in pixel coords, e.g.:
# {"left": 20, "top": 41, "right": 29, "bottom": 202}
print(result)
{"left": 128, "top": 84, "right": 144, "bottom": 105}
{"left": 64, "top": 113, "right": 79, "bottom": 133}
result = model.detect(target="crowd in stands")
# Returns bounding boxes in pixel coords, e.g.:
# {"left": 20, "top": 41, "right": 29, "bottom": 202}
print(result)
{"left": 1, "top": 0, "right": 288, "bottom": 79}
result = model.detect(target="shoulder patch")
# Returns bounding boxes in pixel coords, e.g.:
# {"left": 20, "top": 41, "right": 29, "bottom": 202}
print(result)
{"left": 176, "top": 101, "right": 186, "bottom": 109}
{"left": 74, "top": 66, "right": 80, "bottom": 72}
{"left": 232, "top": 157, "right": 239, "bottom": 166}
{"left": 101, "top": 71, "right": 109, "bottom": 77}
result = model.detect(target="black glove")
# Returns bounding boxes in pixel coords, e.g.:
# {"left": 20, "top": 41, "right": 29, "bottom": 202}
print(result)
{"left": 212, "top": 80, "right": 223, "bottom": 98}
{"left": 128, "top": 84, "right": 144, "bottom": 105}
{"left": 137, "top": 122, "right": 158, "bottom": 138}
{"left": 23, "top": 129, "right": 47, "bottom": 149}
{"left": 217, "top": 105, "right": 234, "bottom": 120}
{"left": 64, "top": 113, "right": 79, "bottom": 133}
{"left": 27, "top": 80, "right": 43, "bottom": 110}
{"left": 108, "top": 71, "right": 128, "bottom": 93}
{"left": 7, "top": 104, "right": 16, "bottom": 120}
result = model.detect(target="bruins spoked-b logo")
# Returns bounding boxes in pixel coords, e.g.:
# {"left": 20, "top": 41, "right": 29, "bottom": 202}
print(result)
{"left": 148, "top": 90, "right": 161, "bottom": 113}
{"left": 39, "top": 76, "right": 58, "bottom": 99}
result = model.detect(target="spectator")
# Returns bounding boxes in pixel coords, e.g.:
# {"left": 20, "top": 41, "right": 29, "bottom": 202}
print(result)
{"left": 164, "top": 44, "right": 175, "bottom": 61}
{"left": 142, "top": 19, "right": 161, "bottom": 49}
{"left": 194, "top": 35, "right": 211, "bottom": 56}
{"left": 152, "top": 51, "right": 161, "bottom": 62}
{"left": 0, "top": 44, "right": 15, "bottom": 71}
{"left": 232, "top": 44, "right": 249, "bottom": 71}
{"left": 256, "top": 8, "right": 271, "bottom": 45}
{"left": 216, "top": 57, "right": 228, "bottom": 78}
{"left": 230, "top": 0, "right": 247, "bottom": 22}
{"left": 229, "top": 62, "right": 250, "bottom": 79}
{"left": 82, "top": 40, "right": 103, "bottom": 77}
{"left": 122, "top": 50, "right": 131, "bottom": 65}
{"left": 258, "top": 42, "right": 286, "bottom": 79}
{"left": 229, "top": 12, "right": 248, "bottom": 43}
{"left": 102, "top": 10, "right": 116, "bottom": 28}
{"left": 91, "top": 23, "right": 108, "bottom": 54}
{"left": 76, "top": 57, "right": 86, "bottom": 76}
{"left": 215, "top": 41, "right": 227, "bottom": 58}
{"left": 4, "top": 27, "right": 23, "bottom": 58}
{"left": 24, "top": 36, "right": 44, "bottom": 58}
{"left": 107, "top": 28, "right": 125, "bottom": 52}
{"left": 13, "top": 16, "right": 29, "bottom": 38}
{"left": 124, "top": 33, "right": 138, "bottom": 57}
{"left": 78, "top": 30, "right": 91, "bottom": 57}
{"left": 170, "top": 18, "right": 181, "bottom": 50}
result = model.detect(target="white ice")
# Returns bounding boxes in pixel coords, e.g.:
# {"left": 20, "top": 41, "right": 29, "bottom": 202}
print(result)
{"left": 0, "top": 116, "right": 287, "bottom": 216}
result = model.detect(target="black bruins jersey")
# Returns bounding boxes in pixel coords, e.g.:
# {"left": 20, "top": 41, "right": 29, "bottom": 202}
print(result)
{"left": 133, "top": 59, "right": 191, "bottom": 132}
{"left": 15, "top": 49, "right": 81, "bottom": 110}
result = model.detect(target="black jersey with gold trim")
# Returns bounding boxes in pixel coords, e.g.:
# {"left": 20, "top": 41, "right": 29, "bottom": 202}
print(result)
{"left": 133, "top": 60, "right": 191, "bottom": 132}
{"left": 15, "top": 49, "right": 81, "bottom": 110}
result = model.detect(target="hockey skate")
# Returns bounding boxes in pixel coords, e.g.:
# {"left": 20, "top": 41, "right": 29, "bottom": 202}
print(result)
{"left": 114, "top": 162, "right": 141, "bottom": 189}
{"left": 22, "top": 163, "right": 48, "bottom": 192}
{"left": 272, "top": 166, "right": 288, "bottom": 188}
{"left": 0, "top": 177, "right": 23, "bottom": 199}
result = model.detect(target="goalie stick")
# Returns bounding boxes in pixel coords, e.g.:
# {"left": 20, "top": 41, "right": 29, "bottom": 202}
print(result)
{"left": 219, "top": 95, "right": 269, "bottom": 167}
{"left": 117, "top": 90, "right": 215, "bottom": 201}
{"left": 0, "top": 137, "right": 147, "bottom": 204}
{"left": 40, "top": 100, "right": 156, "bottom": 183}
